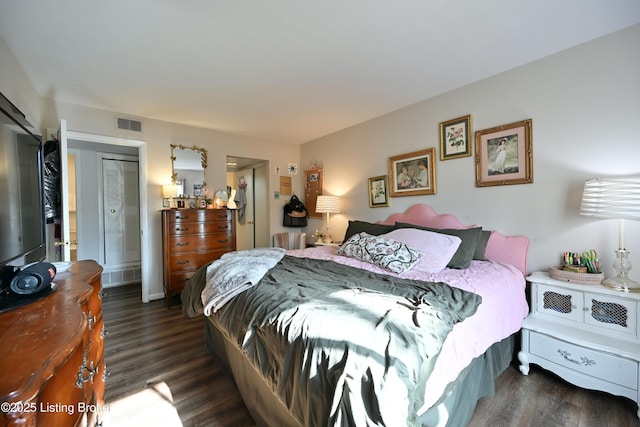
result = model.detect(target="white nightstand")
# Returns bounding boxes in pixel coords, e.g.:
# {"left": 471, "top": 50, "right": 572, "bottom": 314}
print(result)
{"left": 518, "top": 271, "right": 640, "bottom": 420}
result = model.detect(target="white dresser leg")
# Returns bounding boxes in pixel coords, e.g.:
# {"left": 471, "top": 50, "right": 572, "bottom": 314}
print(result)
{"left": 517, "top": 350, "right": 530, "bottom": 375}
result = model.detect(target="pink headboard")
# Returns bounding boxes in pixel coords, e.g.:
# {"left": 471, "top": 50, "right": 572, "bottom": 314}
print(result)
{"left": 378, "top": 204, "right": 529, "bottom": 276}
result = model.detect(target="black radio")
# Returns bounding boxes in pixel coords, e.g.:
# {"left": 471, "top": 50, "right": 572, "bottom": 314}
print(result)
{"left": 9, "top": 262, "right": 57, "bottom": 295}
{"left": 0, "top": 262, "right": 57, "bottom": 313}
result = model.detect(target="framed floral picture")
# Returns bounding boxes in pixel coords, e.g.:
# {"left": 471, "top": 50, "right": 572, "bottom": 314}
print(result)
{"left": 368, "top": 175, "right": 389, "bottom": 207}
{"left": 475, "top": 119, "right": 533, "bottom": 187}
{"left": 388, "top": 148, "right": 436, "bottom": 197}
{"left": 440, "top": 115, "right": 471, "bottom": 160}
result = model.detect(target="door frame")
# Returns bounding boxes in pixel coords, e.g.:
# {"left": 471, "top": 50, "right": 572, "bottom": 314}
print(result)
{"left": 226, "top": 157, "right": 269, "bottom": 250}
{"left": 65, "top": 130, "right": 149, "bottom": 302}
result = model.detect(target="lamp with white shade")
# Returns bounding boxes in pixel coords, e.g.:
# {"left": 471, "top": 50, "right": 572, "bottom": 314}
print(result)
{"left": 580, "top": 177, "right": 640, "bottom": 292}
{"left": 315, "top": 195, "right": 341, "bottom": 238}
{"left": 162, "top": 184, "right": 178, "bottom": 208}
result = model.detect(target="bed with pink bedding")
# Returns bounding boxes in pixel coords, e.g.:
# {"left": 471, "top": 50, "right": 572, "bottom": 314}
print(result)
{"left": 182, "top": 204, "right": 529, "bottom": 426}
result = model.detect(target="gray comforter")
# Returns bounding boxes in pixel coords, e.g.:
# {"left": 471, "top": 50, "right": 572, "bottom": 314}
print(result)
{"left": 183, "top": 255, "right": 481, "bottom": 426}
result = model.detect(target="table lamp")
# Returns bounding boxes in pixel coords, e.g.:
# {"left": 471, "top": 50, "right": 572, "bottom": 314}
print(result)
{"left": 316, "top": 195, "right": 341, "bottom": 236}
{"left": 580, "top": 177, "right": 640, "bottom": 292}
{"left": 162, "top": 184, "right": 178, "bottom": 208}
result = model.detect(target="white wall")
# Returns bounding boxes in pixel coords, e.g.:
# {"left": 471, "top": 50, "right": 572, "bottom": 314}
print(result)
{"left": 1, "top": 36, "right": 302, "bottom": 300}
{"left": 301, "top": 24, "right": 640, "bottom": 277}
{"left": 0, "top": 37, "right": 42, "bottom": 128}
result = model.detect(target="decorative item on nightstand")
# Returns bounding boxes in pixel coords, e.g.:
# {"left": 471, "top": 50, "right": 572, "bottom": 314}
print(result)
{"left": 315, "top": 195, "right": 341, "bottom": 242}
{"left": 580, "top": 177, "right": 640, "bottom": 292}
{"left": 548, "top": 249, "right": 604, "bottom": 285}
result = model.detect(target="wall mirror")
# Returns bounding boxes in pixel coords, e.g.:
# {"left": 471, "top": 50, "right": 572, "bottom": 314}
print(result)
{"left": 171, "top": 144, "right": 208, "bottom": 197}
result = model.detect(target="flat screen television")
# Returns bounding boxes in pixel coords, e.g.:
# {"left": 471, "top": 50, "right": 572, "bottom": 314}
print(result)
{"left": 0, "top": 92, "right": 46, "bottom": 269}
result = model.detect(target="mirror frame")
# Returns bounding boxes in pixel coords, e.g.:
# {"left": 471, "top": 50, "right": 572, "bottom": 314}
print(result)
{"left": 170, "top": 143, "right": 208, "bottom": 188}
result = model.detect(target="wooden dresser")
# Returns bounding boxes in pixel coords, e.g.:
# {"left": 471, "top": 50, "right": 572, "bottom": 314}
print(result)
{"left": 0, "top": 260, "right": 106, "bottom": 427}
{"left": 162, "top": 209, "right": 236, "bottom": 307}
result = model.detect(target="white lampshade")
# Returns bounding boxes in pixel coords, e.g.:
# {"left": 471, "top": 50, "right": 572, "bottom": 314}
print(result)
{"left": 580, "top": 177, "right": 640, "bottom": 220}
{"left": 162, "top": 184, "right": 178, "bottom": 198}
{"left": 580, "top": 176, "right": 640, "bottom": 292}
{"left": 316, "top": 195, "right": 341, "bottom": 214}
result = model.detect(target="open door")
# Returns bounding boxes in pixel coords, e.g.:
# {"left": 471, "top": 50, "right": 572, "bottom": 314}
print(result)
{"left": 56, "top": 119, "right": 74, "bottom": 261}
{"left": 226, "top": 157, "right": 269, "bottom": 250}
{"left": 234, "top": 168, "right": 254, "bottom": 250}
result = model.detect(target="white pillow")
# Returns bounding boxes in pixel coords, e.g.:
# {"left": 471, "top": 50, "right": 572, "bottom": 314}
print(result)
{"left": 382, "top": 228, "right": 462, "bottom": 273}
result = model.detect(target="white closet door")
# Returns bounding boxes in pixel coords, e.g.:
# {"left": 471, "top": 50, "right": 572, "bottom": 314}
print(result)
{"left": 102, "top": 157, "right": 140, "bottom": 265}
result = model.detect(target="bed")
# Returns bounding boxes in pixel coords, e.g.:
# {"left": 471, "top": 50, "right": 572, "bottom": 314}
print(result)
{"left": 182, "top": 204, "right": 529, "bottom": 426}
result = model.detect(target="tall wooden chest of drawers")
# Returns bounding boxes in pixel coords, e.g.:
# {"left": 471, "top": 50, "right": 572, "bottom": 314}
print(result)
{"left": 162, "top": 209, "right": 236, "bottom": 307}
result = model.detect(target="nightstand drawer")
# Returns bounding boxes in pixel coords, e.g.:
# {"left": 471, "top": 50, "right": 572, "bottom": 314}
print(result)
{"left": 530, "top": 331, "right": 637, "bottom": 390}
{"left": 535, "top": 284, "right": 583, "bottom": 322}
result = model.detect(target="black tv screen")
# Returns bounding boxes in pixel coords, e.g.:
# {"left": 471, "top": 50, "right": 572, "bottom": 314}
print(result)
{"left": 0, "top": 93, "right": 46, "bottom": 267}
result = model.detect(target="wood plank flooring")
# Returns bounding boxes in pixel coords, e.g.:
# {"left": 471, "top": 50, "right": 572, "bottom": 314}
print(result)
{"left": 102, "top": 283, "right": 639, "bottom": 427}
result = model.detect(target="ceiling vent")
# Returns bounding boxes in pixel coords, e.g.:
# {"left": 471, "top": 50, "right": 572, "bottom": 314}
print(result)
{"left": 116, "top": 116, "right": 143, "bottom": 133}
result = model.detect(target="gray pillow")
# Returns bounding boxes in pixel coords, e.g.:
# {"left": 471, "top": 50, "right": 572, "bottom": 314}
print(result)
{"left": 474, "top": 230, "right": 491, "bottom": 261}
{"left": 342, "top": 220, "right": 396, "bottom": 243}
{"left": 394, "top": 223, "right": 482, "bottom": 269}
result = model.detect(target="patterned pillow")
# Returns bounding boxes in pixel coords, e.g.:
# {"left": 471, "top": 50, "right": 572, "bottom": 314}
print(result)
{"left": 382, "top": 228, "right": 461, "bottom": 273}
{"left": 337, "top": 232, "right": 422, "bottom": 274}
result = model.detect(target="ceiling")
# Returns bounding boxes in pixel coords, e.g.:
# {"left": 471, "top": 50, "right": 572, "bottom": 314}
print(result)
{"left": 1, "top": 1, "right": 639, "bottom": 144}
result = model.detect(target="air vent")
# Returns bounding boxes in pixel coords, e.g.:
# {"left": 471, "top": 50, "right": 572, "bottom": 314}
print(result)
{"left": 116, "top": 116, "right": 143, "bottom": 133}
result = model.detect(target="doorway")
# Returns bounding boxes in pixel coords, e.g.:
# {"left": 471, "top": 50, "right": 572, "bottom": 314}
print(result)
{"left": 50, "top": 122, "right": 150, "bottom": 301}
{"left": 67, "top": 140, "right": 141, "bottom": 287}
{"left": 226, "top": 156, "right": 269, "bottom": 250}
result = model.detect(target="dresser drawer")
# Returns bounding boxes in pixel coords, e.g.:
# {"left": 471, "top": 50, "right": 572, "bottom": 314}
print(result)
{"left": 529, "top": 331, "right": 637, "bottom": 390}
{"left": 167, "top": 220, "right": 233, "bottom": 235}
{"left": 168, "top": 233, "right": 234, "bottom": 253}
{"left": 168, "top": 250, "right": 228, "bottom": 272}
{"left": 166, "top": 209, "right": 232, "bottom": 223}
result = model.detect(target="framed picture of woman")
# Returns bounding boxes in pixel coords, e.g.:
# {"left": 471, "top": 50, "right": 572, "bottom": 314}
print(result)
{"left": 475, "top": 119, "right": 533, "bottom": 187}
{"left": 388, "top": 148, "right": 436, "bottom": 197}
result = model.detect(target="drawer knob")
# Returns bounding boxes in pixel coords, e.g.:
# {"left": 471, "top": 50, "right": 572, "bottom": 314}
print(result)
{"left": 176, "top": 260, "right": 191, "bottom": 266}
{"left": 176, "top": 242, "right": 190, "bottom": 247}
{"left": 88, "top": 311, "right": 97, "bottom": 330}
{"left": 557, "top": 349, "right": 596, "bottom": 367}
{"left": 176, "top": 227, "right": 190, "bottom": 232}
{"left": 75, "top": 351, "right": 97, "bottom": 388}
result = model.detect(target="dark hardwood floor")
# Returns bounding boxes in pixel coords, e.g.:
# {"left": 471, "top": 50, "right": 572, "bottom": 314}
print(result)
{"left": 102, "top": 283, "right": 639, "bottom": 427}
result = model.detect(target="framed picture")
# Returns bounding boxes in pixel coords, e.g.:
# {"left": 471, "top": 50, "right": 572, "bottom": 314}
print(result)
{"left": 388, "top": 148, "right": 436, "bottom": 197}
{"left": 475, "top": 119, "right": 533, "bottom": 187}
{"left": 440, "top": 114, "right": 472, "bottom": 160}
{"left": 368, "top": 175, "right": 389, "bottom": 207}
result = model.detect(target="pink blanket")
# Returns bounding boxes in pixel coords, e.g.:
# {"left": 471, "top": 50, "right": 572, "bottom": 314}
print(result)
{"left": 288, "top": 245, "right": 528, "bottom": 412}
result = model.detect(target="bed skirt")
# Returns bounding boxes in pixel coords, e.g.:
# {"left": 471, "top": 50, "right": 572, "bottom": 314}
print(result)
{"left": 203, "top": 317, "right": 515, "bottom": 427}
